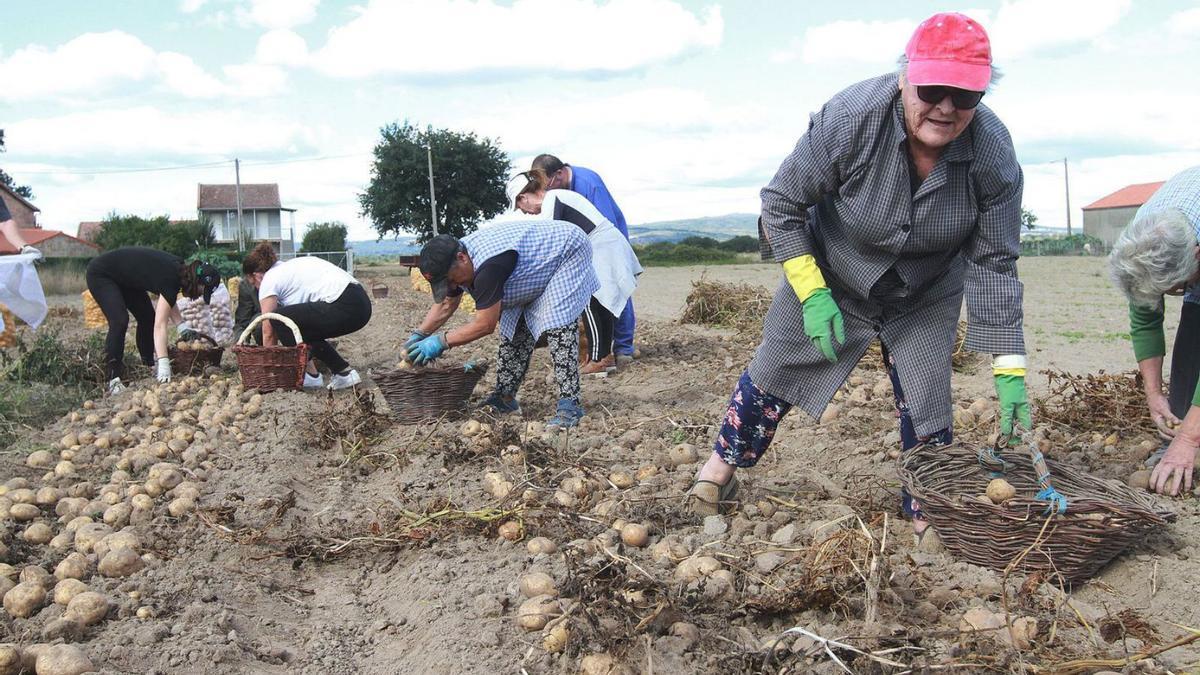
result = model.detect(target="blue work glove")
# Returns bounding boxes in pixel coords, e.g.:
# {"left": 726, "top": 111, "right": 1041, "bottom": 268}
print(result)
{"left": 404, "top": 330, "right": 429, "bottom": 349}
{"left": 407, "top": 333, "right": 447, "bottom": 365}
{"left": 801, "top": 288, "right": 845, "bottom": 363}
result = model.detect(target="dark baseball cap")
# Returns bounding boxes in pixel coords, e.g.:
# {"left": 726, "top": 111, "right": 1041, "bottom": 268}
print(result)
{"left": 418, "top": 235, "right": 463, "bottom": 303}
{"left": 197, "top": 262, "right": 222, "bottom": 304}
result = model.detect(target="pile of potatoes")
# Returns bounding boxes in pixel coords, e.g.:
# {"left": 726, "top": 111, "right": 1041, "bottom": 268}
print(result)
{"left": 0, "top": 373, "right": 262, "bottom": 669}
{"left": 174, "top": 340, "right": 212, "bottom": 352}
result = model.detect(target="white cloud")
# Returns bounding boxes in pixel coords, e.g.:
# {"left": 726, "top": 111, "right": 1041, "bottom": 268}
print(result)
{"left": 0, "top": 31, "right": 158, "bottom": 100}
{"left": 237, "top": 0, "right": 320, "bottom": 29}
{"left": 1168, "top": 6, "right": 1200, "bottom": 37}
{"left": 790, "top": 2, "right": 1131, "bottom": 67}
{"left": 6, "top": 107, "right": 323, "bottom": 159}
{"left": 180, "top": 0, "right": 209, "bottom": 13}
{"left": 988, "top": 0, "right": 1131, "bottom": 59}
{"left": 0, "top": 30, "right": 290, "bottom": 101}
{"left": 222, "top": 63, "right": 289, "bottom": 96}
{"left": 312, "top": 0, "right": 722, "bottom": 78}
{"left": 156, "top": 51, "right": 228, "bottom": 97}
{"left": 997, "top": 88, "right": 1200, "bottom": 156}
{"left": 784, "top": 19, "right": 915, "bottom": 65}
{"left": 255, "top": 29, "right": 309, "bottom": 66}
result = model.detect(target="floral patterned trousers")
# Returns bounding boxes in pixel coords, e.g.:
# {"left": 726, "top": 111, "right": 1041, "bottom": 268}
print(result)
{"left": 495, "top": 319, "right": 581, "bottom": 404}
{"left": 714, "top": 346, "right": 952, "bottom": 518}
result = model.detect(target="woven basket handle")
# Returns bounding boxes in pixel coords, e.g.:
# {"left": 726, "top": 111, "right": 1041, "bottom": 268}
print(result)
{"left": 1003, "top": 428, "right": 1069, "bottom": 514}
{"left": 237, "top": 312, "right": 304, "bottom": 346}
{"left": 194, "top": 332, "right": 218, "bottom": 347}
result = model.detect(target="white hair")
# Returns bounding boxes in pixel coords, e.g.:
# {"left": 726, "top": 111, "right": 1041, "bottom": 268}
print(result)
{"left": 1108, "top": 208, "right": 1200, "bottom": 308}
{"left": 896, "top": 54, "right": 1003, "bottom": 92}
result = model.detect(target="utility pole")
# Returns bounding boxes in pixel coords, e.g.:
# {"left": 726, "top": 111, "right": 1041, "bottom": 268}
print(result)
{"left": 234, "top": 158, "right": 245, "bottom": 251}
{"left": 1063, "top": 157, "right": 1072, "bottom": 236}
{"left": 426, "top": 144, "right": 439, "bottom": 235}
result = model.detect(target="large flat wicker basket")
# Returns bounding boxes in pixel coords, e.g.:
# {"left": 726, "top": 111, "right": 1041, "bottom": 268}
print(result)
{"left": 375, "top": 360, "right": 489, "bottom": 423}
{"left": 169, "top": 332, "right": 223, "bottom": 375}
{"left": 898, "top": 443, "right": 1174, "bottom": 583}
{"left": 232, "top": 313, "right": 310, "bottom": 392}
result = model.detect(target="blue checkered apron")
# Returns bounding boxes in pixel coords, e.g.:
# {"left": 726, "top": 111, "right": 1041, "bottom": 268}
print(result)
{"left": 462, "top": 220, "right": 599, "bottom": 340}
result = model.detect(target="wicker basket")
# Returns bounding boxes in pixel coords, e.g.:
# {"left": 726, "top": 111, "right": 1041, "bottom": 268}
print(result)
{"left": 232, "top": 313, "right": 310, "bottom": 392}
{"left": 371, "top": 283, "right": 389, "bottom": 299}
{"left": 169, "top": 332, "right": 223, "bottom": 375}
{"left": 375, "top": 360, "right": 489, "bottom": 423}
{"left": 898, "top": 443, "right": 1175, "bottom": 583}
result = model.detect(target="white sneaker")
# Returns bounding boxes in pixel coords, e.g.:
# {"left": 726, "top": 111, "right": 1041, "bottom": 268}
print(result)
{"left": 303, "top": 373, "right": 325, "bottom": 389}
{"left": 106, "top": 378, "right": 126, "bottom": 395}
{"left": 328, "top": 369, "right": 361, "bottom": 390}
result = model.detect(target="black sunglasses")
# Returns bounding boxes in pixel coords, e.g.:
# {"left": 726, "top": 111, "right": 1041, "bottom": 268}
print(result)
{"left": 915, "top": 85, "right": 984, "bottom": 110}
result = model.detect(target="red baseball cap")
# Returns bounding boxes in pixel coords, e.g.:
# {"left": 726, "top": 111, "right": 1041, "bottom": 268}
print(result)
{"left": 905, "top": 13, "right": 991, "bottom": 92}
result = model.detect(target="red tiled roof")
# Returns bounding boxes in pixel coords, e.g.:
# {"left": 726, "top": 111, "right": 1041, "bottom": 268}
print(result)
{"left": 197, "top": 184, "right": 283, "bottom": 210}
{"left": 1082, "top": 181, "right": 1165, "bottom": 210}
{"left": 0, "top": 228, "right": 101, "bottom": 254}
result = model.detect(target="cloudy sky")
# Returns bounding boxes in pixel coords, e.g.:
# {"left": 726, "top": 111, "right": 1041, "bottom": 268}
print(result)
{"left": 3, "top": 0, "right": 1199, "bottom": 241}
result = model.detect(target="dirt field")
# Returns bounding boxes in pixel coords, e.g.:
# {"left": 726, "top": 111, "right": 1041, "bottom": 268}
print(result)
{"left": 1, "top": 256, "right": 1197, "bottom": 674}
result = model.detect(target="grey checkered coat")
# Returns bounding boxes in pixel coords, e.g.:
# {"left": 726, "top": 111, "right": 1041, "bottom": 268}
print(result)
{"left": 462, "top": 220, "right": 599, "bottom": 341}
{"left": 750, "top": 73, "right": 1025, "bottom": 436}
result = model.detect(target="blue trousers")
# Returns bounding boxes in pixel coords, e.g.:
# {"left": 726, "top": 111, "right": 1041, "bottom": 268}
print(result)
{"left": 614, "top": 299, "right": 636, "bottom": 355}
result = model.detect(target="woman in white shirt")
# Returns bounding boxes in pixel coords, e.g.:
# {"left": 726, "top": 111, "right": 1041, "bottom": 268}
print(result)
{"left": 513, "top": 170, "right": 642, "bottom": 375}
{"left": 241, "top": 242, "right": 372, "bottom": 390}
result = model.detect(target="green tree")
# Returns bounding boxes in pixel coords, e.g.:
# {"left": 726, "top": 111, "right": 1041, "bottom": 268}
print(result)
{"left": 0, "top": 129, "right": 35, "bottom": 200}
{"left": 679, "top": 235, "right": 722, "bottom": 249}
{"left": 722, "top": 235, "right": 760, "bottom": 253}
{"left": 95, "top": 213, "right": 215, "bottom": 258}
{"left": 1020, "top": 208, "right": 1039, "bottom": 230}
{"left": 359, "top": 122, "right": 509, "bottom": 242}
{"left": 300, "top": 221, "right": 348, "bottom": 252}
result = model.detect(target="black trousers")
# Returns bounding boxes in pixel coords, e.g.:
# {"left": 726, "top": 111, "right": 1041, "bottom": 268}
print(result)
{"left": 1169, "top": 302, "right": 1199, "bottom": 418}
{"left": 271, "top": 283, "right": 372, "bottom": 374}
{"left": 582, "top": 298, "right": 615, "bottom": 361}
{"left": 87, "top": 270, "right": 155, "bottom": 380}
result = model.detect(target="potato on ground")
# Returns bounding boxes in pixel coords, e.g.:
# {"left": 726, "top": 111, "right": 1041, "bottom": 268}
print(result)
{"left": 3, "top": 581, "right": 47, "bottom": 618}
{"left": 53, "top": 579, "right": 88, "bottom": 606}
{"left": 62, "top": 592, "right": 110, "bottom": 626}
{"left": 34, "top": 644, "right": 93, "bottom": 675}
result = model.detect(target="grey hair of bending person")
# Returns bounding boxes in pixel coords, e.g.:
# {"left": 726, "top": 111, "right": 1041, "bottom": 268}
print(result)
{"left": 1108, "top": 208, "right": 1200, "bottom": 308}
{"left": 896, "top": 54, "right": 1003, "bottom": 92}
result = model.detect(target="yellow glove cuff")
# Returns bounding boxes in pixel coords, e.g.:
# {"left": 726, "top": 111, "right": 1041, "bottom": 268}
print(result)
{"left": 782, "top": 254, "right": 826, "bottom": 302}
{"left": 992, "top": 354, "right": 1026, "bottom": 378}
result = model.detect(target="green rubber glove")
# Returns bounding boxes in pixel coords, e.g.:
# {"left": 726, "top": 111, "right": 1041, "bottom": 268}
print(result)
{"left": 995, "top": 373, "right": 1032, "bottom": 443}
{"left": 802, "top": 288, "right": 845, "bottom": 363}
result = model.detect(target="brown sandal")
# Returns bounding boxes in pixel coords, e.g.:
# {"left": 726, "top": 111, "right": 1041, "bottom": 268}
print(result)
{"left": 687, "top": 476, "right": 739, "bottom": 517}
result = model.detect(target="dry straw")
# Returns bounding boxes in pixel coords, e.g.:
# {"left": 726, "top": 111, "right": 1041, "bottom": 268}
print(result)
{"left": 1035, "top": 369, "right": 1154, "bottom": 435}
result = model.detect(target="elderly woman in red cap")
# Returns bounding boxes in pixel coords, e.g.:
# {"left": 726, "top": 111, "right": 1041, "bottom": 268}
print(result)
{"left": 690, "top": 13, "right": 1030, "bottom": 548}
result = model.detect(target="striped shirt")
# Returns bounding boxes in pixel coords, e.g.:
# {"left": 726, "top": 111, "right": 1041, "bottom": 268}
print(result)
{"left": 759, "top": 73, "right": 1025, "bottom": 355}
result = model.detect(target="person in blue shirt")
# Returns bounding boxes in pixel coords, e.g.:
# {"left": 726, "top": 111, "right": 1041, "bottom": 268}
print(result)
{"left": 532, "top": 154, "right": 637, "bottom": 362}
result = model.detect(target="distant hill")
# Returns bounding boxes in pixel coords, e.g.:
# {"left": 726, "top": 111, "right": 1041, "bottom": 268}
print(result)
{"left": 628, "top": 213, "right": 757, "bottom": 244}
{"left": 348, "top": 237, "right": 420, "bottom": 256}
{"left": 348, "top": 212, "right": 760, "bottom": 253}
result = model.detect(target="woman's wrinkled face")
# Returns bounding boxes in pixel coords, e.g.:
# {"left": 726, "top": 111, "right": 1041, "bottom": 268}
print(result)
{"left": 516, "top": 190, "right": 545, "bottom": 215}
{"left": 899, "top": 74, "right": 975, "bottom": 152}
